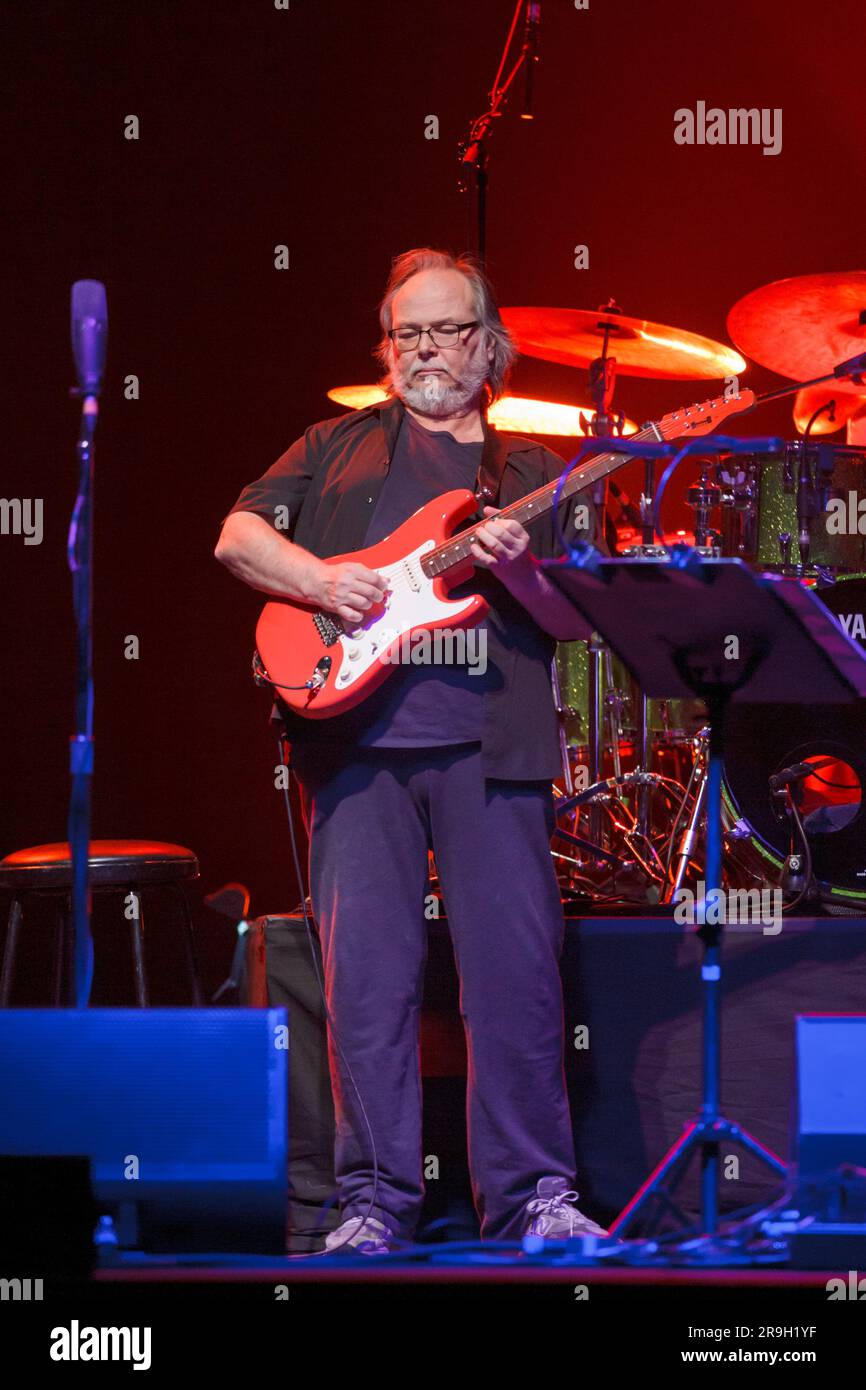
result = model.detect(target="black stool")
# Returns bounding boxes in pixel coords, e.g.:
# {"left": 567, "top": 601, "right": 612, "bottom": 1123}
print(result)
{"left": 0, "top": 840, "right": 203, "bottom": 1007}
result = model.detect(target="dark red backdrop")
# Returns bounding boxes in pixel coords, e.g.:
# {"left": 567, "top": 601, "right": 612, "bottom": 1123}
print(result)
{"left": 3, "top": 0, "right": 862, "bottom": 996}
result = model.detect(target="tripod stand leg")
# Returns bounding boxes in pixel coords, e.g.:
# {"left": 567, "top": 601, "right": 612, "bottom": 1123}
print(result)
{"left": 612, "top": 1117, "right": 787, "bottom": 1238}
{"left": 616, "top": 703, "right": 789, "bottom": 1244}
{"left": 717, "top": 1120, "right": 787, "bottom": 1175}
{"left": 610, "top": 1122, "right": 701, "bottom": 1236}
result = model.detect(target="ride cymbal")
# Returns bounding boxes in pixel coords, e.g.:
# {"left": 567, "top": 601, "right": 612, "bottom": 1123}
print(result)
{"left": 728, "top": 271, "right": 866, "bottom": 386}
{"left": 500, "top": 306, "right": 745, "bottom": 380}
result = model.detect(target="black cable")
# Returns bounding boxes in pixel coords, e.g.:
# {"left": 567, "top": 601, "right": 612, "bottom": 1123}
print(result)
{"left": 804, "top": 769, "right": 860, "bottom": 790}
{"left": 275, "top": 727, "right": 391, "bottom": 1257}
{"left": 780, "top": 793, "right": 814, "bottom": 915}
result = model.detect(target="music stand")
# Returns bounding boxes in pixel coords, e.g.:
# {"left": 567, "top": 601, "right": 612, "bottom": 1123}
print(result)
{"left": 542, "top": 552, "right": 866, "bottom": 1240}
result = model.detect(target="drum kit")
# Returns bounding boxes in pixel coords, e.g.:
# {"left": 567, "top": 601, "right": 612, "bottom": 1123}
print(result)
{"left": 498, "top": 273, "right": 866, "bottom": 912}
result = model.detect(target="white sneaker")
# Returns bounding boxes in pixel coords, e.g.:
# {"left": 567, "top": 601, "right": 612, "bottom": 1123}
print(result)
{"left": 324, "top": 1214, "right": 395, "bottom": 1254}
{"left": 524, "top": 1177, "right": 608, "bottom": 1238}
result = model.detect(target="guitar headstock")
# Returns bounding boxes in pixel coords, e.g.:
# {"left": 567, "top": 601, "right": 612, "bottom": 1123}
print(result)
{"left": 656, "top": 388, "right": 756, "bottom": 441}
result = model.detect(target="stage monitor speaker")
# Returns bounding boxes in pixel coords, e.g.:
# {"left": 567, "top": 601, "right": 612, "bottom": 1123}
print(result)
{"left": 796, "top": 1014, "right": 866, "bottom": 1179}
{"left": 0, "top": 1008, "right": 288, "bottom": 1253}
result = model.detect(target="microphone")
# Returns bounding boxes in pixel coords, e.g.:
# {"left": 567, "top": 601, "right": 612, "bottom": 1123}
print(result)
{"left": 521, "top": 3, "right": 541, "bottom": 120}
{"left": 71, "top": 280, "right": 108, "bottom": 397}
{"left": 769, "top": 757, "right": 832, "bottom": 793}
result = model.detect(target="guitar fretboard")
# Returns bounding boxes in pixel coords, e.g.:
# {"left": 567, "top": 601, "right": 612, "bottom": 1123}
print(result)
{"left": 421, "top": 422, "right": 661, "bottom": 578}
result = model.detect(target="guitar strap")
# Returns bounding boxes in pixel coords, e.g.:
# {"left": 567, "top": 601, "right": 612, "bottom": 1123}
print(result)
{"left": 476, "top": 417, "right": 510, "bottom": 508}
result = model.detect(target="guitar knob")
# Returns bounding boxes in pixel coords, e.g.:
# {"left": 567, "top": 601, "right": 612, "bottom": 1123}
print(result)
{"left": 348, "top": 647, "right": 360, "bottom": 660}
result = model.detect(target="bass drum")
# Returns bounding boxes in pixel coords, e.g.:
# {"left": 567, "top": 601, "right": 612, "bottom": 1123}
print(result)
{"left": 817, "top": 570, "right": 866, "bottom": 647}
{"left": 723, "top": 576, "right": 866, "bottom": 907}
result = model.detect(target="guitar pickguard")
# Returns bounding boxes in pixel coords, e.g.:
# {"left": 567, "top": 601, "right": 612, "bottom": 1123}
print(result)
{"left": 329, "top": 538, "right": 479, "bottom": 695}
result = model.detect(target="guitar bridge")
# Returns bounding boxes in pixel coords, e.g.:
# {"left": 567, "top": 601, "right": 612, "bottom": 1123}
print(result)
{"left": 312, "top": 611, "right": 343, "bottom": 647}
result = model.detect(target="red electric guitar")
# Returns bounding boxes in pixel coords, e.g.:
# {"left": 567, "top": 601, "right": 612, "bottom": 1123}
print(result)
{"left": 254, "top": 390, "right": 755, "bottom": 717}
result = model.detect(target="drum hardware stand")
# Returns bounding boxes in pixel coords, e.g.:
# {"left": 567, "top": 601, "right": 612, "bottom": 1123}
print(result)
{"left": 777, "top": 530, "right": 793, "bottom": 567}
{"left": 555, "top": 771, "right": 665, "bottom": 897}
{"left": 685, "top": 459, "right": 722, "bottom": 550}
{"left": 666, "top": 728, "right": 709, "bottom": 899}
{"left": 795, "top": 448, "right": 816, "bottom": 569}
{"left": 551, "top": 815, "right": 621, "bottom": 868}
{"left": 634, "top": 692, "right": 651, "bottom": 837}
{"left": 585, "top": 299, "right": 627, "bottom": 516}
{"left": 587, "top": 634, "right": 605, "bottom": 845}
{"left": 586, "top": 303, "right": 627, "bottom": 435}
{"left": 715, "top": 456, "right": 759, "bottom": 559}
{"left": 754, "top": 350, "right": 866, "bottom": 410}
{"left": 603, "top": 649, "right": 627, "bottom": 782}
{"left": 634, "top": 414, "right": 659, "bottom": 549}
{"left": 550, "top": 657, "right": 574, "bottom": 796}
{"left": 539, "top": 552, "right": 866, "bottom": 1243}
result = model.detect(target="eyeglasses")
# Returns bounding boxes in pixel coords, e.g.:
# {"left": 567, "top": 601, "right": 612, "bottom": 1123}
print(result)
{"left": 387, "top": 321, "right": 479, "bottom": 351}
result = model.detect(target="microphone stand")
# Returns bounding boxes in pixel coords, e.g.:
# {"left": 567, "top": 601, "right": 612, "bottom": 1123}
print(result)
{"left": 68, "top": 390, "right": 97, "bottom": 1006}
{"left": 457, "top": 0, "right": 540, "bottom": 266}
{"left": 66, "top": 280, "right": 107, "bottom": 1008}
{"left": 67, "top": 396, "right": 100, "bottom": 1007}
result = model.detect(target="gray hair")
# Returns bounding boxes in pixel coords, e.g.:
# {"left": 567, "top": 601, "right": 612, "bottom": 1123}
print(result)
{"left": 375, "top": 247, "right": 518, "bottom": 404}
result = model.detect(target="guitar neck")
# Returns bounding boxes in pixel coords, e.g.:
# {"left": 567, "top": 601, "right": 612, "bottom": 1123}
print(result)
{"left": 423, "top": 422, "right": 660, "bottom": 578}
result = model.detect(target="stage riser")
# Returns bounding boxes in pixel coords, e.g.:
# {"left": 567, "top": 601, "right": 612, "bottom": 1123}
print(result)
{"left": 247, "top": 914, "right": 866, "bottom": 1225}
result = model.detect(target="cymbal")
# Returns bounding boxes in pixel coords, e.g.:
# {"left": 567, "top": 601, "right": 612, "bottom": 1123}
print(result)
{"left": 500, "top": 306, "right": 746, "bottom": 380}
{"left": 792, "top": 385, "right": 866, "bottom": 436}
{"left": 327, "top": 385, "right": 388, "bottom": 409}
{"left": 728, "top": 271, "right": 866, "bottom": 385}
{"left": 326, "top": 386, "right": 638, "bottom": 436}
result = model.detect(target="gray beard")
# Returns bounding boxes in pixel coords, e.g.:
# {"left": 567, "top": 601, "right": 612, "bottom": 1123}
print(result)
{"left": 395, "top": 358, "right": 489, "bottom": 418}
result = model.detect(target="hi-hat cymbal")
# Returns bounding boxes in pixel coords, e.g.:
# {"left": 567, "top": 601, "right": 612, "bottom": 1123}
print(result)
{"left": 500, "top": 306, "right": 745, "bottom": 380}
{"left": 792, "top": 385, "right": 866, "bottom": 436}
{"left": 728, "top": 271, "right": 866, "bottom": 386}
{"left": 326, "top": 385, "right": 638, "bottom": 436}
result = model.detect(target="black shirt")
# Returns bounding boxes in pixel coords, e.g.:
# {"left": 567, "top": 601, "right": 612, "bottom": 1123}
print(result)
{"left": 348, "top": 408, "right": 490, "bottom": 747}
{"left": 226, "top": 394, "right": 599, "bottom": 780}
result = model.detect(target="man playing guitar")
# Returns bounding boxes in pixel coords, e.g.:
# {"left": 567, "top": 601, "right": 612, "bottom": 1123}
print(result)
{"left": 215, "top": 247, "right": 607, "bottom": 1251}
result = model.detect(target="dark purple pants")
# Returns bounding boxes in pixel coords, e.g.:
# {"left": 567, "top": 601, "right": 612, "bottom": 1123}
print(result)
{"left": 294, "top": 741, "right": 577, "bottom": 1240}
